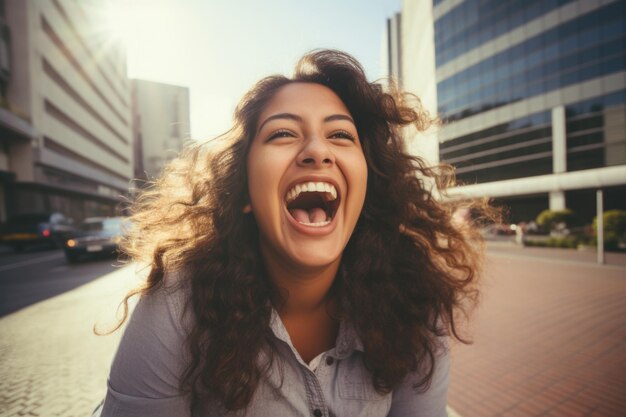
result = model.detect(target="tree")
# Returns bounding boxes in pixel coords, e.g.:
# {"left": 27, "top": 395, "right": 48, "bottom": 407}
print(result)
{"left": 536, "top": 209, "right": 575, "bottom": 232}
{"left": 593, "top": 210, "right": 626, "bottom": 250}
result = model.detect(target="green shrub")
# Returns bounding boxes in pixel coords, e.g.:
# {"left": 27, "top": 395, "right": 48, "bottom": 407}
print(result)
{"left": 545, "top": 236, "right": 578, "bottom": 248}
{"left": 563, "top": 237, "right": 578, "bottom": 248}
{"left": 592, "top": 210, "right": 626, "bottom": 250}
{"left": 524, "top": 236, "right": 579, "bottom": 248}
{"left": 536, "top": 209, "right": 575, "bottom": 232}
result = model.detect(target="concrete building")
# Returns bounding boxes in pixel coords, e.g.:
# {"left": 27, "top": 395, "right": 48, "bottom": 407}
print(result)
{"left": 389, "top": 0, "right": 626, "bottom": 223}
{"left": 131, "top": 79, "right": 190, "bottom": 183}
{"left": 0, "top": 0, "right": 133, "bottom": 223}
{"left": 383, "top": 1, "right": 441, "bottom": 167}
{"left": 382, "top": 12, "right": 403, "bottom": 84}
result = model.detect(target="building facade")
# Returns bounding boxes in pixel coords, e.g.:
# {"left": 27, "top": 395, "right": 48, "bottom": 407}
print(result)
{"left": 382, "top": 5, "right": 441, "bottom": 174}
{"left": 131, "top": 79, "right": 190, "bottom": 183}
{"left": 0, "top": 0, "right": 133, "bottom": 223}
{"left": 382, "top": 12, "right": 403, "bottom": 84}
{"left": 392, "top": 0, "right": 626, "bottom": 223}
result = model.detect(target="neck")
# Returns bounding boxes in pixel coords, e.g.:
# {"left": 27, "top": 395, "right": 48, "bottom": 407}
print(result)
{"left": 261, "top": 247, "right": 341, "bottom": 316}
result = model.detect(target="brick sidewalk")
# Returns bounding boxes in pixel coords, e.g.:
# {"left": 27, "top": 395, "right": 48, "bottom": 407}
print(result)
{"left": 0, "top": 265, "right": 139, "bottom": 417}
{"left": 448, "top": 252, "right": 626, "bottom": 417}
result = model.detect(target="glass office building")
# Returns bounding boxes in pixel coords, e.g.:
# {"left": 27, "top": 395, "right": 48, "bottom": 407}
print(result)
{"left": 402, "top": 0, "right": 626, "bottom": 222}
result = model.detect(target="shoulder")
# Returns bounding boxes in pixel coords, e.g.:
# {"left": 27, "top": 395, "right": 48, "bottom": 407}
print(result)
{"left": 123, "top": 271, "right": 193, "bottom": 343}
{"left": 142, "top": 271, "right": 192, "bottom": 328}
{"left": 101, "top": 271, "right": 194, "bottom": 415}
{"left": 388, "top": 338, "right": 451, "bottom": 417}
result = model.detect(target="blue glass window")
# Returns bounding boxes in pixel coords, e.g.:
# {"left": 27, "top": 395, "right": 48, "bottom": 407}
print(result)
{"left": 436, "top": 2, "right": 626, "bottom": 122}
{"left": 434, "top": 0, "right": 576, "bottom": 67}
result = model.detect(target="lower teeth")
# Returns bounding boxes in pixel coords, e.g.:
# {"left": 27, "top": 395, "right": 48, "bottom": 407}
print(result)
{"left": 299, "top": 219, "right": 331, "bottom": 227}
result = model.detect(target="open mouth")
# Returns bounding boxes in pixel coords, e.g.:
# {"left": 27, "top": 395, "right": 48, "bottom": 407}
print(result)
{"left": 285, "top": 181, "right": 339, "bottom": 227}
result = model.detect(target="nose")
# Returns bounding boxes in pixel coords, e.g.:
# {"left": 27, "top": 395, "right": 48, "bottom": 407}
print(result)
{"left": 296, "top": 135, "right": 335, "bottom": 168}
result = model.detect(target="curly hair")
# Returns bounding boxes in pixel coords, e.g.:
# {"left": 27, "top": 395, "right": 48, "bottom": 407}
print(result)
{"left": 114, "top": 49, "right": 486, "bottom": 412}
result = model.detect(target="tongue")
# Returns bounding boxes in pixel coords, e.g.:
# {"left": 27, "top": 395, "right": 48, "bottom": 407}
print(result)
{"left": 309, "top": 207, "right": 327, "bottom": 223}
{"left": 290, "top": 207, "right": 327, "bottom": 224}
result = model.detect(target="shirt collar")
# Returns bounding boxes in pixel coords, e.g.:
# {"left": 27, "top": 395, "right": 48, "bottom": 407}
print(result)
{"left": 269, "top": 308, "right": 364, "bottom": 362}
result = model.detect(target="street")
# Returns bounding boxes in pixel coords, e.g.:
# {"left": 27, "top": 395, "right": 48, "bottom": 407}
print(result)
{"left": 0, "top": 247, "right": 625, "bottom": 417}
{"left": 0, "top": 248, "right": 122, "bottom": 317}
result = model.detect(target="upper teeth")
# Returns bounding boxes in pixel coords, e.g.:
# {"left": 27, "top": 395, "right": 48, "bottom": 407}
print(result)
{"left": 286, "top": 181, "right": 337, "bottom": 203}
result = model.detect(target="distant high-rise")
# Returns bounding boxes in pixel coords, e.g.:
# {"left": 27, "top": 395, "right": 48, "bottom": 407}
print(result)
{"left": 0, "top": 0, "right": 133, "bottom": 222}
{"left": 389, "top": 0, "right": 626, "bottom": 222}
{"left": 131, "top": 80, "right": 190, "bottom": 183}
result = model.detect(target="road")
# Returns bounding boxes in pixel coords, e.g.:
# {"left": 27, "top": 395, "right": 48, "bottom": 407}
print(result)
{"left": 0, "top": 246, "right": 625, "bottom": 416}
{"left": 0, "top": 248, "right": 122, "bottom": 317}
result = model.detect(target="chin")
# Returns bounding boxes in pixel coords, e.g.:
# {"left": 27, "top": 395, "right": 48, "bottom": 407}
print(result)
{"left": 285, "top": 241, "right": 343, "bottom": 270}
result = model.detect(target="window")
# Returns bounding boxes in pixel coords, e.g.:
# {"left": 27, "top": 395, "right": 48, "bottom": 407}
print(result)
{"left": 436, "top": 2, "right": 625, "bottom": 122}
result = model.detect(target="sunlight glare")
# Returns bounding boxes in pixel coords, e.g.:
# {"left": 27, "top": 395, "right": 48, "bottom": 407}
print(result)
{"left": 100, "top": 0, "right": 136, "bottom": 47}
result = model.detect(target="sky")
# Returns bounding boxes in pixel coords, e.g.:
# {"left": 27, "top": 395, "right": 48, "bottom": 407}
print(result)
{"left": 108, "top": 0, "right": 401, "bottom": 140}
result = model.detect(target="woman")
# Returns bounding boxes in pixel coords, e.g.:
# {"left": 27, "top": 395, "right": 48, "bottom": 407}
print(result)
{"left": 98, "top": 49, "right": 484, "bottom": 416}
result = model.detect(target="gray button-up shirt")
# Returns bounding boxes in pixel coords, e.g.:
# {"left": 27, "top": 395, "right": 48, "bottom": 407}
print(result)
{"left": 99, "top": 283, "right": 450, "bottom": 417}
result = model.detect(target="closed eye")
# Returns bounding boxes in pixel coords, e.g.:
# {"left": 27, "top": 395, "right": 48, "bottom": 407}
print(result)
{"left": 267, "top": 129, "right": 296, "bottom": 141}
{"left": 329, "top": 130, "right": 356, "bottom": 141}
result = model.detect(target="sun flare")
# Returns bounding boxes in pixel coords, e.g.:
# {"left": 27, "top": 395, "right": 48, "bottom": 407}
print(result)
{"left": 100, "top": 1, "right": 135, "bottom": 47}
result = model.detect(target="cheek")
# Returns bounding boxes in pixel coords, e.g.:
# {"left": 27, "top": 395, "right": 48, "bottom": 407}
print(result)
{"left": 341, "top": 151, "right": 368, "bottom": 217}
{"left": 246, "top": 155, "right": 266, "bottom": 209}
{"left": 351, "top": 153, "right": 369, "bottom": 198}
{"left": 246, "top": 149, "right": 285, "bottom": 211}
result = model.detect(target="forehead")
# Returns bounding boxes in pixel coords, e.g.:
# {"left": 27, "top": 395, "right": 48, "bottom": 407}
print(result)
{"left": 258, "top": 82, "right": 351, "bottom": 122}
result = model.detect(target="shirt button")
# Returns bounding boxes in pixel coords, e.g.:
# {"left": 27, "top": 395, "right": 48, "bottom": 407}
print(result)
{"left": 326, "top": 356, "right": 334, "bottom": 366}
{"left": 313, "top": 409, "right": 322, "bottom": 417}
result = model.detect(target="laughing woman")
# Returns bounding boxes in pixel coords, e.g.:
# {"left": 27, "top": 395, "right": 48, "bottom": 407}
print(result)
{"left": 97, "top": 50, "right": 484, "bottom": 417}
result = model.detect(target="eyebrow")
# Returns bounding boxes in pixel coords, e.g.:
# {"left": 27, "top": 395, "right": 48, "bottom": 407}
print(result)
{"left": 257, "top": 112, "right": 355, "bottom": 133}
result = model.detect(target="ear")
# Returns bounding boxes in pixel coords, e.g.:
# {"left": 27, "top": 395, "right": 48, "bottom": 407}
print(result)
{"left": 242, "top": 204, "right": 252, "bottom": 214}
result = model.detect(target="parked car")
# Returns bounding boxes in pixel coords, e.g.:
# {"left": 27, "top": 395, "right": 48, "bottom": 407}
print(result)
{"left": 0, "top": 212, "right": 75, "bottom": 251}
{"left": 64, "top": 217, "right": 128, "bottom": 263}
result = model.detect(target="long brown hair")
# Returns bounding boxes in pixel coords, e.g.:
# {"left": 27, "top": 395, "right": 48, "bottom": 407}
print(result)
{"left": 115, "top": 49, "right": 486, "bottom": 411}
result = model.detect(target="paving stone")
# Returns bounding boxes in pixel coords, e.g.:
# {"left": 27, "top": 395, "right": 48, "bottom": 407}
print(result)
{"left": 449, "top": 252, "right": 626, "bottom": 417}
{"left": 0, "top": 265, "right": 139, "bottom": 417}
